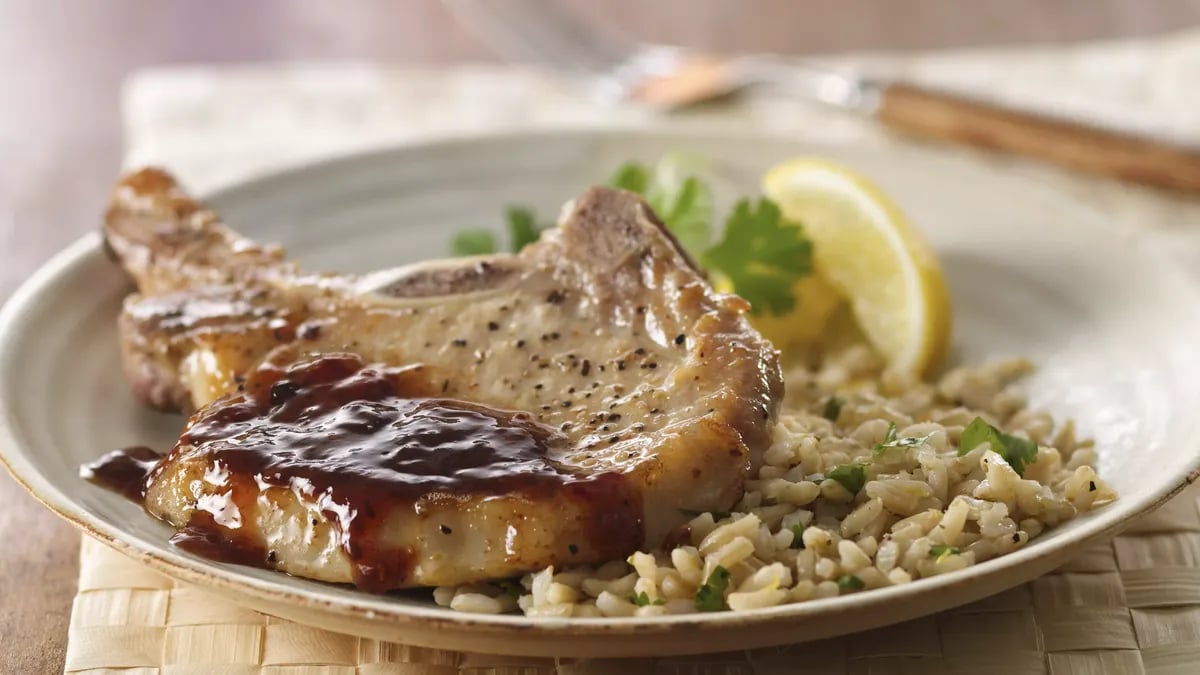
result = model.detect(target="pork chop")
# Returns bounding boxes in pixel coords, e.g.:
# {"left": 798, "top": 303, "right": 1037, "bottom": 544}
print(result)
{"left": 93, "top": 168, "right": 783, "bottom": 590}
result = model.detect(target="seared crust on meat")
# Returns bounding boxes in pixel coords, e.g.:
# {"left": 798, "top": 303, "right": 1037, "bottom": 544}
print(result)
{"left": 102, "top": 168, "right": 784, "bottom": 589}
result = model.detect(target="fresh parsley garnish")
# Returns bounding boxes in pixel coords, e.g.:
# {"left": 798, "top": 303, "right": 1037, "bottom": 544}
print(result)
{"left": 929, "top": 544, "right": 960, "bottom": 562}
{"left": 609, "top": 158, "right": 714, "bottom": 255}
{"left": 872, "top": 422, "right": 934, "bottom": 456}
{"left": 822, "top": 397, "right": 843, "bottom": 422}
{"left": 958, "top": 416, "right": 1038, "bottom": 476}
{"left": 702, "top": 198, "right": 813, "bottom": 316}
{"left": 828, "top": 463, "right": 868, "bottom": 495}
{"left": 789, "top": 523, "right": 807, "bottom": 549}
{"left": 452, "top": 155, "right": 814, "bottom": 317}
{"left": 631, "top": 591, "right": 665, "bottom": 607}
{"left": 449, "top": 205, "right": 553, "bottom": 255}
{"left": 836, "top": 575, "right": 865, "bottom": 591}
{"left": 505, "top": 206, "right": 550, "bottom": 251}
{"left": 694, "top": 566, "right": 731, "bottom": 611}
{"left": 450, "top": 230, "right": 498, "bottom": 256}
{"left": 609, "top": 161, "right": 649, "bottom": 194}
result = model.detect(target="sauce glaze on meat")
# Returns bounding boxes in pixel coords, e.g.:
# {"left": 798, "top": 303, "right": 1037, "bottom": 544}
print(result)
{"left": 86, "top": 351, "right": 642, "bottom": 590}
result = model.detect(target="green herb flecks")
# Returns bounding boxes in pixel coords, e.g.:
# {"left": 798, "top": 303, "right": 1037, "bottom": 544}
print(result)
{"left": 790, "top": 523, "right": 807, "bottom": 549}
{"left": 694, "top": 566, "right": 732, "bottom": 611}
{"left": 873, "top": 422, "right": 934, "bottom": 456}
{"left": 929, "top": 544, "right": 960, "bottom": 562}
{"left": 836, "top": 575, "right": 865, "bottom": 592}
{"left": 822, "top": 397, "right": 843, "bottom": 422}
{"left": 959, "top": 416, "right": 1039, "bottom": 476}
{"left": 631, "top": 591, "right": 666, "bottom": 607}
{"left": 828, "top": 463, "right": 868, "bottom": 495}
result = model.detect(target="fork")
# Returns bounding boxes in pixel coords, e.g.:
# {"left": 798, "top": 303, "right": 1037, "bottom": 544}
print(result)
{"left": 444, "top": 0, "right": 1200, "bottom": 194}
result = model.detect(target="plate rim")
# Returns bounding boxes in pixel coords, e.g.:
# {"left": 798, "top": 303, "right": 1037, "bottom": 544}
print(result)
{"left": 3, "top": 126, "right": 1200, "bottom": 641}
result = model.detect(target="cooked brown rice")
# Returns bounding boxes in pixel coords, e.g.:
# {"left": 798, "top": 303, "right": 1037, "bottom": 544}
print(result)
{"left": 435, "top": 345, "right": 1116, "bottom": 616}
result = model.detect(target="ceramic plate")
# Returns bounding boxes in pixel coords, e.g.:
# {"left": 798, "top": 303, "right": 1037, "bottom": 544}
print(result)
{"left": 3, "top": 130, "right": 1199, "bottom": 658}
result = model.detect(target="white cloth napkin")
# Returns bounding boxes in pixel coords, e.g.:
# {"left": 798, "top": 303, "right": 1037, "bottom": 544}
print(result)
{"left": 123, "top": 29, "right": 1200, "bottom": 273}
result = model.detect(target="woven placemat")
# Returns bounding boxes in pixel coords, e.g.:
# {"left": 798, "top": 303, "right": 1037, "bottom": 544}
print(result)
{"left": 66, "top": 30, "right": 1200, "bottom": 675}
{"left": 63, "top": 483, "right": 1200, "bottom": 674}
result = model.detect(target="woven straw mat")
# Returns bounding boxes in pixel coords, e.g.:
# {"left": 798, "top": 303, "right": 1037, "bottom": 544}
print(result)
{"left": 64, "top": 483, "right": 1200, "bottom": 675}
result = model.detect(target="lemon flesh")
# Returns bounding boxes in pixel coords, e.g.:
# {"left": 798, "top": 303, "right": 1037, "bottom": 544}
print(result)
{"left": 762, "top": 158, "right": 951, "bottom": 377}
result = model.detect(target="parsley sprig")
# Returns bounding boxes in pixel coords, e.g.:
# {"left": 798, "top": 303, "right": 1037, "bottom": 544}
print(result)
{"left": 610, "top": 158, "right": 714, "bottom": 255}
{"left": 702, "top": 198, "right": 813, "bottom": 315}
{"left": 449, "top": 156, "right": 814, "bottom": 317}
{"left": 450, "top": 206, "right": 553, "bottom": 256}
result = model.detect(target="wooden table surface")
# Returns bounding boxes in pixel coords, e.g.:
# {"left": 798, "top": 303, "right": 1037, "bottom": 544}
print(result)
{"left": 3, "top": 1, "right": 1199, "bottom": 671}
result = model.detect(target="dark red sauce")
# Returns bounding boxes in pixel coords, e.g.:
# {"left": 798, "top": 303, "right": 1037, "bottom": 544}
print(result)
{"left": 81, "top": 445, "right": 162, "bottom": 502}
{"left": 85, "top": 351, "right": 643, "bottom": 592}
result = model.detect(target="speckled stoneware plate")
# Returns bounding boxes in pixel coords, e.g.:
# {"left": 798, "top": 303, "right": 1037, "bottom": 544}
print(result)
{"left": 2, "top": 130, "right": 1199, "bottom": 658}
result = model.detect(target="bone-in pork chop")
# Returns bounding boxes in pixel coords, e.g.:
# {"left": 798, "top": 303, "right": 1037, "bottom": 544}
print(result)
{"left": 89, "top": 168, "right": 783, "bottom": 590}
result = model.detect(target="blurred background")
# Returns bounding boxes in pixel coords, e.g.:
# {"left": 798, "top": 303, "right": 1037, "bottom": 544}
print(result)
{"left": 4, "top": 0, "right": 1200, "bottom": 298}
{"left": 2, "top": 1, "right": 1199, "bottom": 671}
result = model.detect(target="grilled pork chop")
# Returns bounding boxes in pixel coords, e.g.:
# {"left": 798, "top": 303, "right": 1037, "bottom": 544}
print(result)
{"left": 93, "top": 168, "right": 783, "bottom": 590}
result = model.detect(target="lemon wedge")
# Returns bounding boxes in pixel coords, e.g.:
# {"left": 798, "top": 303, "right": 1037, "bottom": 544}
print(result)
{"left": 761, "top": 158, "right": 951, "bottom": 376}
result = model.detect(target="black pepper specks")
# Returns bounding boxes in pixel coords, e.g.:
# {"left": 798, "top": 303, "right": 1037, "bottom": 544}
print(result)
{"left": 1089, "top": 481, "right": 1097, "bottom": 492}
{"left": 452, "top": 338, "right": 467, "bottom": 347}
{"left": 546, "top": 290, "right": 567, "bottom": 304}
{"left": 487, "top": 321, "right": 500, "bottom": 331}
{"left": 581, "top": 359, "right": 591, "bottom": 376}
{"left": 267, "top": 550, "right": 277, "bottom": 563}
{"left": 674, "top": 334, "right": 686, "bottom": 345}
{"left": 568, "top": 544, "right": 579, "bottom": 555}
{"left": 516, "top": 339, "right": 526, "bottom": 348}
{"left": 440, "top": 525, "right": 453, "bottom": 535}
{"left": 561, "top": 400, "right": 573, "bottom": 408}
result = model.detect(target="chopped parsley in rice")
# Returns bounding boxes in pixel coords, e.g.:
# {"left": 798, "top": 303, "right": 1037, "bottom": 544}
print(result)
{"left": 436, "top": 346, "right": 1116, "bottom": 616}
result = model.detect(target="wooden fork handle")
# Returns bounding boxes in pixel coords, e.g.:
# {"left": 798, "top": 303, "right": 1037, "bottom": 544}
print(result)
{"left": 876, "top": 82, "right": 1200, "bottom": 193}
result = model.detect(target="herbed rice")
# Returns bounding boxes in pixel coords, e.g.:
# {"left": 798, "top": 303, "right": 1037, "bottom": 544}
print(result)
{"left": 435, "top": 346, "right": 1117, "bottom": 616}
